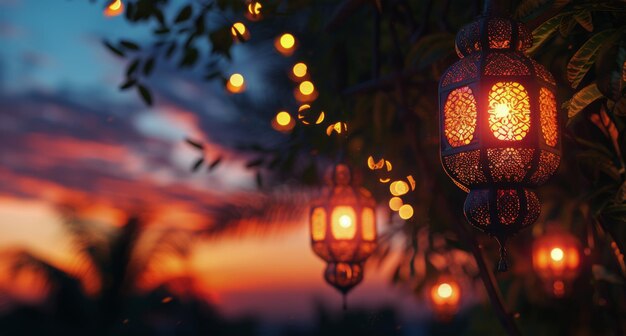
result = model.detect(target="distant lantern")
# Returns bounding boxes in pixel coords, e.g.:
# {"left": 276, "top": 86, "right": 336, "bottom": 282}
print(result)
{"left": 289, "top": 62, "right": 309, "bottom": 82}
{"left": 245, "top": 0, "right": 262, "bottom": 21}
{"left": 294, "top": 80, "right": 318, "bottom": 103}
{"left": 231, "top": 22, "right": 250, "bottom": 42}
{"left": 310, "top": 164, "right": 377, "bottom": 309}
{"left": 428, "top": 278, "right": 461, "bottom": 321}
{"left": 439, "top": 3, "right": 560, "bottom": 271}
{"left": 226, "top": 73, "right": 246, "bottom": 94}
{"left": 104, "top": 0, "right": 124, "bottom": 17}
{"left": 275, "top": 33, "right": 297, "bottom": 56}
{"left": 532, "top": 227, "right": 581, "bottom": 297}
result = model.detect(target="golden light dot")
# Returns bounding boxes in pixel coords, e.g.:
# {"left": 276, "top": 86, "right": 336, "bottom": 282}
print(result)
{"left": 437, "top": 283, "right": 453, "bottom": 299}
{"left": 248, "top": 1, "right": 262, "bottom": 15}
{"left": 389, "top": 197, "right": 403, "bottom": 211}
{"left": 229, "top": 73, "right": 244, "bottom": 88}
{"left": 275, "top": 111, "right": 291, "bottom": 126}
{"left": 280, "top": 33, "right": 295, "bottom": 49}
{"left": 339, "top": 215, "right": 352, "bottom": 228}
{"left": 109, "top": 0, "right": 122, "bottom": 10}
{"left": 550, "top": 247, "right": 564, "bottom": 262}
{"left": 292, "top": 62, "right": 307, "bottom": 78}
{"left": 299, "top": 81, "right": 314, "bottom": 95}
{"left": 315, "top": 111, "right": 325, "bottom": 124}
{"left": 390, "top": 180, "right": 409, "bottom": 196}
{"left": 398, "top": 204, "right": 413, "bottom": 220}
{"left": 231, "top": 22, "right": 247, "bottom": 36}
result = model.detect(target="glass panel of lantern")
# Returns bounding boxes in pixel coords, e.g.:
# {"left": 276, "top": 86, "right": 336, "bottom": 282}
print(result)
{"left": 532, "top": 228, "right": 581, "bottom": 297}
{"left": 310, "top": 164, "right": 377, "bottom": 294}
{"left": 439, "top": 14, "right": 561, "bottom": 271}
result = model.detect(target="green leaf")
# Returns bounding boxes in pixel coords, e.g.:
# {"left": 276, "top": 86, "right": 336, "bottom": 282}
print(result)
{"left": 573, "top": 9, "right": 593, "bottom": 32}
{"left": 527, "top": 13, "right": 567, "bottom": 55}
{"left": 567, "top": 29, "right": 615, "bottom": 89}
{"left": 175, "top": 5, "right": 193, "bottom": 24}
{"left": 568, "top": 83, "right": 603, "bottom": 118}
{"left": 559, "top": 14, "right": 576, "bottom": 37}
{"left": 120, "top": 39, "right": 140, "bottom": 50}
{"left": 137, "top": 84, "right": 153, "bottom": 106}
{"left": 103, "top": 40, "right": 125, "bottom": 57}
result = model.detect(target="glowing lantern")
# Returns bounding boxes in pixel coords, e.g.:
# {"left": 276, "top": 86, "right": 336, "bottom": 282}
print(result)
{"left": 297, "top": 104, "right": 324, "bottom": 125}
{"left": 429, "top": 278, "right": 461, "bottom": 321}
{"left": 275, "top": 33, "right": 297, "bottom": 56}
{"left": 532, "top": 228, "right": 581, "bottom": 297}
{"left": 439, "top": 6, "right": 560, "bottom": 271}
{"left": 291, "top": 62, "right": 308, "bottom": 81}
{"left": 104, "top": 0, "right": 124, "bottom": 17}
{"left": 245, "top": 0, "right": 262, "bottom": 21}
{"left": 310, "top": 164, "right": 377, "bottom": 307}
{"left": 226, "top": 73, "right": 245, "bottom": 94}
{"left": 231, "top": 22, "right": 250, "bottom": 42}
{"left": 271, "top": 111, "right": 295, "bottom": 132}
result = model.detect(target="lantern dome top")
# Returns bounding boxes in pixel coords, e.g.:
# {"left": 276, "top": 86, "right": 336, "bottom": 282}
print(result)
{"left": 455, "top": 17, "right": 533, "bottom": 58}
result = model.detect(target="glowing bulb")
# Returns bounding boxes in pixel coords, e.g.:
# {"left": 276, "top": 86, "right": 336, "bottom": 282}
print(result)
{"left": 398, "top": 204, "right": 414, "bottom": 220}
{"left": 292, "top": 63, "right": 307, "bottom": 78}
{"left": 390, "top": 180, "right": 409, "bottom": 196}
{"left": 437, "top": 283, "right": 453, "bottom": 299}
{"left": 275, "top": 112, "right": 291, "bottom": 126}
{"left": 280, "top": 33, "right": 295, "bottom": 49}
{"left": 231, "top": 22, "right": 247, "bottom": 36}
{"left": 494, "top": 103, "right": 511, "bottom": 118}
{"left": 550, "top": 247, "right": 564, "bottom": 262}
{"left": 104, "top": 0, "right": 124, "bottom": 17}
{"left": 248, "top": 1, "right": 262, "bottom": 15}
{"left": 389, "top": 197, "right": 403, "bottom": 211}
{"left": 299, "top": 81, "right": 314, "bottom": 95}
{"left": 339, "top": 215, "right": 352, "bottom": 228}
{"left": 229, "top": 74, "right": 244, "bottom": 87}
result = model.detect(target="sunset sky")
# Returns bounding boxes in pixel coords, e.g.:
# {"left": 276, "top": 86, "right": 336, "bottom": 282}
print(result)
{"left": 0, "top": 0, "right": 443, "bottom": 332}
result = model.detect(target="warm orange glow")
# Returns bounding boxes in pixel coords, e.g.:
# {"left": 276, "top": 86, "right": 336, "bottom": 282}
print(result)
{"left": 274, "top": 33, "right": 297, "bottom": 56}
{"left": 389, "top": 197, "right": 403, "bottom": 211}
{"left": 296, "top": 105, "right": 324, "bottom": 125}
{"left": 361, "top": 208, "right": 376, "bottom": 241}
{"left": 398, "top": 204, "right": 414, "bottom": 220}
{"left": 540, "top": 87, "right": 558, "bottom": 147}
{"left": 299, "top": 81, "right": 314, "bottom": 95}
{"left": 444, "top": 86, "right": 477, "bottom": 147}
{"left": 104, "top": 0, "right": 124, "bottom": 17}
{"left": 311, "top": 207, "right": 326, "bottom": 241}
{"left": 245, "top": 1, "right": 262, "bottom": 21}
{"left": 331, "top": 206, "right": 356, "bottom": 239}
{"left": 390, "top": 181, "right": 409, "bottom": 196}
{"left": 326, "top": 122, "right": 347, "bottom": 136}
{"left": 231, "top": 22, "right": 250, "bottom": 41}
{"left": 368, "top": 156, "right": 385, "bottom": 170}
{"left": 430, "top": 280, "right": 460, "bottom": 307}
{"left": 226, "top": 73, "right": 246, "bottom": 93}
{"left": 271, "top": 111, "right": 295, "bottom": 132}
{"left": 488, "top": 82, "right": 531, "bottom": 141}
{"left": 550, "top": 247, "right": 564, "bottom": 262}
{"left": 292, "top": 63, "right": 307, "bottom": 78}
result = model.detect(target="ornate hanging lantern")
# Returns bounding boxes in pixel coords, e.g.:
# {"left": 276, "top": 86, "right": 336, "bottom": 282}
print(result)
{"left": 310, "top": 164, "right": 377, "bottom": 307}
{"left": 439, "top": 2, "right": 560, "bottom": 271}
{"left": 428, "top": 277, "right": 462, "bottom": 321}
{"left": 532, "top": 227, "right": 581, "bottom": 297}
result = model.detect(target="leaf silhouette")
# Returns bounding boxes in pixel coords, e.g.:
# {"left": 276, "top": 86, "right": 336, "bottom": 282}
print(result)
{"left": 137, "top": 84, "right": 153, "bottom": 106}
{"left": 568, "top": 83, "right": 603, "bottom": 118}
{"left": 191, "top": 157, "right": 204, "bottom": 172}
{"left": 527, "top": 13, "right": 567, "bottom": 55}
{"left": 175, "top": 5, "right": 193, "bottom": 23}
{"left": 103, "top": 40, "right": 125, "bottom": 57}
{"left": 573, "top": 10, "right": 593, "bottom": 32}
{"left": 185, "top": 138, "right": 204, "bottom": 150}
{"left": 209, "top": 156, "right": 222, "bottom": 170}
{"left": 567, "top": 29, "right": 615, "bottom": 89}
{"left": 120, "top": 39, "right": 140, "bottom": 50}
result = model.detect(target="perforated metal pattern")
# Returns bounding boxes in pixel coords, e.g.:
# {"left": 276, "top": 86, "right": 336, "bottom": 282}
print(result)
{"left": 464, "top": 188, "right": 541, "bottom": 234}
{"left": 324, "top": 262, "right": 363, "bottom": 294}
{"left": 441, "top": 55, "right": 479, "bottom": 87}
{"left": 487, "top": 18, "right": 512, "bottom": 49}
{"left": 521, "top": 189, "right": 540, "bottom": 228}
{"left": 530, "top": 150, "right": 560, "bottom": 185}
{"left": 496, "top": 189, "right": 520, "bottom": 225}
{"left": 487, "top": 148, "right": 534, "bottom": 182}
{"left": 484, "top": 53, "right": 530, "bottom": 76}
{"left": 488, "top": 82, "right": 531, "bottom": 141}
{"left": 531, "top": 59, "right": 556, "bottom": 85}
{"left": 444, "top": 86, "right": 477, "bottom": 147}
{"left": 464, "top": 189, "right": 490, "bottom": 228}
{"left": 540, "top": 87, "right": 558, "bottom": 147}
{"left": 443, "top": 150, "right": 487, "bottom": 187}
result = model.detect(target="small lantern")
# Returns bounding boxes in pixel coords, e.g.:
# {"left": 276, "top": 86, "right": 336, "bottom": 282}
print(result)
{"left": 275, "top": 33, "right": 297, "bottom": 57}
{"left": 310, "top": 164, "right": 377, "bottom": 307}
{"left": 439, "top": 5, "right": 560, "bottom": 271}
{"left": 428, "top": 278, "right": 461, "bottom": 321}
{"left": 532, "top": 228, "right": 581, "bottom": 297}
